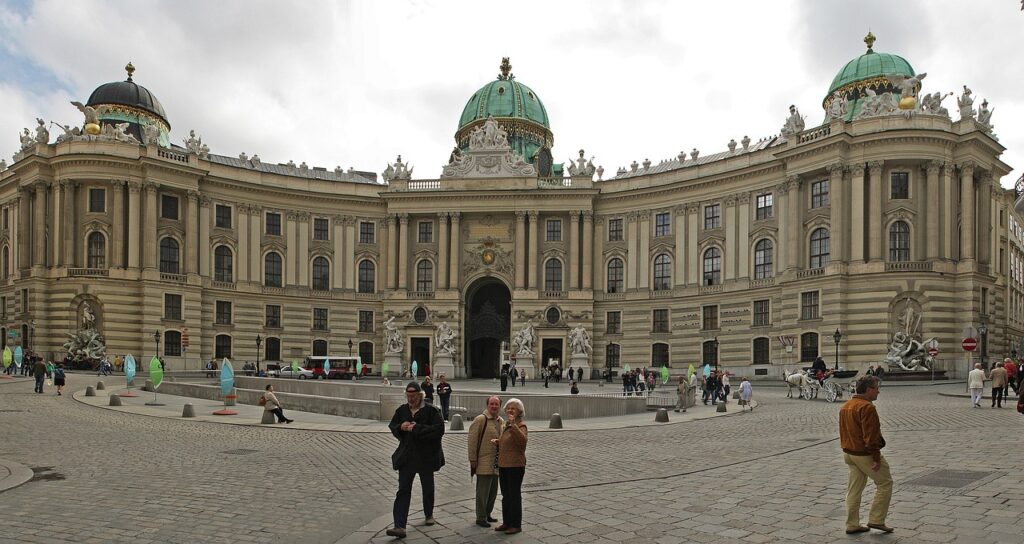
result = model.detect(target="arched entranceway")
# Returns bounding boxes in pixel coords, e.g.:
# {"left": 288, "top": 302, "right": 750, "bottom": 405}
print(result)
{"left": 464, "top": 277, "right": 511, "bottom": 378}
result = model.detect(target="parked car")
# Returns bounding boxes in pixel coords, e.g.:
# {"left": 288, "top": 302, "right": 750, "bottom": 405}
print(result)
{"left": 265, "top": 363, "right": 282, "bottom": 377}
{"left": 305, "top": 356, "right": 365, "bottom": 379}
{"left": 278, "top": 365, "right": 315, "bottom": 379}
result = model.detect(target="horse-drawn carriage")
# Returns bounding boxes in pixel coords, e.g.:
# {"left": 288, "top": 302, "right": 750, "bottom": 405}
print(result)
{"left": 784, "top": 369, "right": 850, "bottom": 403}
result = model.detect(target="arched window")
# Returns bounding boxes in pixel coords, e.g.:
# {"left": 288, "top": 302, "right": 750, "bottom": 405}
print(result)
{"left": 754, "top": 239, "right": 773, "bottom": 279}
{"left": 606, "top": 343, "right": 620, "bottom": 368}
{"left": 87, "top": 232, "right": 106, "bottom": 269}
{"left": 889, "top": 221, "right": 910, "bottom": 262}
{"left": 215, "top": 334, "right": 232, "bottom": 359}
{"left": 800, "top": 332, "right": 819, "bottom": 362}
{"left": 416, "top": 260, "right": 434, "bottom": 292}
{"left": 752, "top": 337, "right": 770, "bottom": 365}
{"left": 357, "top": 260, "right": 375, "bottom": 293}
{"left": 702, "top": 339, "right": 718, "bottom": 367}
{"left": 606, "top": 258, "right": 624, "bottom": 293}
{"left": 159, "top": 238, "right": 179, "bottom": 274}
{"left": 265, "top": 337, "right": 281, "bottom": 361}
{"left": 702, "top": 247, "right": 721, "bottom": 286}
{"left": 544, "top": 259, "right": 562, "bottom": 292}
{"left": 653, "top": 254, "right": 671, "bottom": 290}
{"left": 809, "top": 228, "right": 830, "bottom": 269}
{"left": 264, "top": 252, "right": 282, "bottom": 287}
{"left": 652, "top": 343, "right": 669, "bottom": 367}
{"left": 359, "top": 341, "right": 374, "bottom": 367}
{"left": 312, "top": 339, "right": 328, "bottom": 356}
{"left": 164, "top": 330, "right": 182, "bottom": 356}
{"left": 312, "top": 256, "right": 330, "bottom": 290}
{"left": 214, "top": 246, "right": 233, "bottom": 282}
{"left": 2, "top": 246, "right": 9, "bottom": 279}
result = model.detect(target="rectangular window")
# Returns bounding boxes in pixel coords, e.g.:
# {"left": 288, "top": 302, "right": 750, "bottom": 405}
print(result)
{"left": 652, "top": 309, "right": 669, "bottom": 333}
{"left": 215, "top": 204, "right": 232, "bottom": 228}
{"left": 608, "top": 218, "right": 623, "bottom": 241}
{"left": 89, "top": 188, "right": 106, "bottom": 213}
{"left": 756, "top": 193, "right": 773, "bottom": 220}
{"left": 702, "top": 305, "right": 718, "bottom": 330}
{"left": 418, "top": 221, "right": 433, "bottom": 243}
{"left": 161, "top": 194, "right": 179, "bottom": 220}
{"left": 1, "top": 296, "right": 5, "bottom": 319}
{"left": 753, "top": 337, "right": 770, "bottom": 366}
{"left": 704, "top": 204, "right": 721, "bottom": 230}
{"left": 265, "top": 212, "right": 281, "bottom": 236}
{"left": 655, "top": 212, "right": 671, "bottom": 237}
{"left": 607, "top": 311, "right": 622, "bottom": 334}
{"left": 358, "top": 310, "right": 374, "bottom": 333}
{"left": 890, "top": 172, "right": 909, "bottom": 199}
{"left": 164, "top": 294, "right": 182, "bottom": 321}
{"left": 312, "top": 307, "right": 328, "bottom": 331}
{"left": 215, "top": 301, "right": 232, "bottom": 325}
{"left": 164, "top": 331, "right": 182, "bottom": 357}
{"left": 265, "top": 305, "right": 281, "bottom": 328}
{"left": 981, "top": 287, "right": 988, "bottom": 316}
{"left": 801, "top": 291, "right": 820, "bottom": 320}
{"left": 2, "top": 208, "right": 8, "bottom": 229}
{"left": 753, "top": 299, "right": 770, "bottom": 326}
{"left": 313, "top": 217, "right": 329, "bottom": 241}
{"left": 359, "top": 221, "right": 375, "bottom": 244}
{"left": 546, "top": 219, "right": 562, "bottom": 242}
{"left": 21, "top": 289, "right": 27, "bottom": 310}
{"left": 811, "top": 180, "right": 830, "bottom": 208}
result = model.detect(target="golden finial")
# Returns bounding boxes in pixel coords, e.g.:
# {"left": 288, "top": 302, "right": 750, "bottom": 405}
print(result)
{"left": 125, "top": 61, "right": 135, "bottom": 81}
{"left": 498, "top": 57, "right": 512, "bottom": 80}
{"left": 864, "top": 31, "right": 876, "bottom": 52}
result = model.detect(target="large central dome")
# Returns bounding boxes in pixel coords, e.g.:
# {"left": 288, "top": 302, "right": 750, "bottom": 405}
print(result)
{"left": 86, "top": 62, "right": 171, "bottom": 147}
{"left": 822, "top": 33, "right": 916, "bottom": 121}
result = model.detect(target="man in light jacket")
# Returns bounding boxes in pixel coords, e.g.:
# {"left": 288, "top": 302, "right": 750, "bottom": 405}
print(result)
{"left": 989, "top": 362, "right": 1008, "bottom": 408}
{"left": 467, "top": 396, "right": 503, "bottom": 527}
{"left": 968, "top": 363, "right": 986, "bottom": 408}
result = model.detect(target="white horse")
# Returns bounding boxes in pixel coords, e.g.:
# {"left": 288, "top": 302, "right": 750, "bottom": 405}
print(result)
{"left": 784, "top": 370, "right": 810, "bottom": 399}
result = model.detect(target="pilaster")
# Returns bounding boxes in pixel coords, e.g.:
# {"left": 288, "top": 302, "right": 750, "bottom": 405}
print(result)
{"left": 185, "top": 191, "right": 199, "bottom": 275}
{"left": 436, "top": 212, "right": 448, "bottom": 290}
{"left": 581, "top": 210, "right": 593, "bottom": 290}
{"left": 449, "top": 212, "right": 462, "bottom": 290}
{"left": 126, "top": 181, "right": 141, "bottom": 269}
{"left": 527, "top": 211, "right": 538, "bottom": 290}
{"left": 925, "top": 161, "right": 941, "bottom": 260}
{"left": 397, "top": 213, "right": 409, "bottom": 290}
{"left": 673, "top": 206, "right": 686, "bottom": 286}
{"left": 198, "top": 196, "right": 210, "bottom": 277}
{"left": 111, "top": 182, "right": 125, "bottom": 268}
{"left": 514, "top": 211, "right": 526, "bottom": 289}
{"left": 959, "top": 161, "right": 976, "bottom": 261}
{"left": 868, "top": 161, "right": 883, "bottom": 262}
{"left": 569, "top": 210, "right": 580, "bottom": 290}
{"left": 849, "top": 164, "right": 866, "bottom": 262}
{"left": 626, "top": 211, "right": 638, "bottom": 290}
{"left": 142, "top": 181, "right": 158, "bottom": 270}
{"left": 827, "top": 162, "right": 844, "bottom": 263}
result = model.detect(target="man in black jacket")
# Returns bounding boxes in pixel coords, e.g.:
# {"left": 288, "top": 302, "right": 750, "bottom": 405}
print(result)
{"left": 387, "top": 382, "right": 445, "bottom": 539}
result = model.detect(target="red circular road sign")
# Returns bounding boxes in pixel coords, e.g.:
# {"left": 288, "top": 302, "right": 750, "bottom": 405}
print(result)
{"left": 927, "top": 347, "right": 939, "bottom": 357}
{"left": 962, "top": 338, "right": 978, "bottom": 352}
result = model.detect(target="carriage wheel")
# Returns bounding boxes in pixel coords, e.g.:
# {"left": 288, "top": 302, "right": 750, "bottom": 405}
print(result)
{"left": 825, "top": 384, "right": 839, "bottom": 403}
{"left": 802, "top": 386, "right": 814, "bottom": 400}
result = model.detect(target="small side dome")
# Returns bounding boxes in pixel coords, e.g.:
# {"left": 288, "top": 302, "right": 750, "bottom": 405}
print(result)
{"left": 86, "top": 62, "right": 171, "bottom": 146}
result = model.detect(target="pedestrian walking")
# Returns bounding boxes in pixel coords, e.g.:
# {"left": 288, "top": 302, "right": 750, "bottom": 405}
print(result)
{"left": 33, "top": 359, "right": 49, "bottom": 393}
{"left": 968, "top": 363, "right": 985, "bottom": 407}
{"left": 543, "top": 368, "right": 549, "bottom": 389}
{"left": 421, "top": 376, "right": 434, "bottom": 405}
{"left": 739, "top": 376, "right": 753, "bottom": 410}
{"left": 1005, "top": 359, "right": 1018, "bottom": 396}
{"left": 436, "top": 375, "right": 452, "bottom": 421}
{"left": 386, "top": 382, "right": 445, "bottom": 539}
{"left": 53, "top": 364, "right": 67, "bottom": 396}
{"left": 520, "top": 370, "right": 526, "bottom": 386}
{"left": 674, "top": 376, "right": 687, "bottom": 412}
{"left": 721, "top": 372, "right": 732, "bottom": 404}
{"left": 261, "top": 385, "right": 293, "bottom": 423}
{"left": 500, "top": 370, "right": 509, "bottom": 392}
{"left": 576, "top": 367, "right": 583, "bottom": 382}
{"left": 494, "top": 398, "right": 528, "bottom": 535}
{"left": 509, "top": 367, "right": 517, "bottom": 388}
{"left": 990, "top": 363, "right": 1008, "bottom": 408}
{"left": 839, "top": 375, "right": 894, "bottom": 535}
{"left": 468, "top": 396, "right": 503, "bottom": 527}
{"left": 566, "top": 366, "right": 573, "bottom": 384}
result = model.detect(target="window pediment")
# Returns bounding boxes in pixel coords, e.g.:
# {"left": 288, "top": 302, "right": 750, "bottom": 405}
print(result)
{"left": 803, "top": 212, "right": 830, "bottom": 229}
{"left": 884, "top": 206, "right": 917, "bottom": 222}
{"left": 83, "top": 218, "right": 111, "bottom": 233}
{"left": 157, "top": 224, "right": 185, "bottom": 240}
{"left": 542, "top": 247, "right": 565, "bottom": 259}
{"left": 749, "top": 225, "right": 778, "bottom": 239}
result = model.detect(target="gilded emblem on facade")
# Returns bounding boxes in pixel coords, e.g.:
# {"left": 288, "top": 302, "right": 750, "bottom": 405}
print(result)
{"left": 482, "top": 248, "right": 495, "bottom": 265}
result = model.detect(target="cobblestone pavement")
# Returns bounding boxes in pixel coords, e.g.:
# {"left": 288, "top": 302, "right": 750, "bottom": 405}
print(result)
{"left": 1, "top": 374, "right": 1021, "bottom": 543}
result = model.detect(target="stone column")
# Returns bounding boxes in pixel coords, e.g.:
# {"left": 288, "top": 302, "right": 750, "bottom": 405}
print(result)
{"left": 344, "top": 216, "right": 356, "bottom": 290}
{"left": 449, "top": 212, "right": 461, "bottom": 289}
{"left": 18, "top": 186, "right": 30, "bottom": 271}
{"left": 436, "top": 213, "right": 449, "bottom": 290}
{"left": 10, "top": 196, "right": 20, "bottom": 272}
{"left": 249, "top": 206, "right": 261, "bottom": 282}
{"left": 867, "top": 161, "right": 883, "bottom": 262}
{"left": 61, "top": 181, "right": 76, "bottom": 267}
{"left": 285, "top": 212, "right": 297, "bottom": 285}
{"left": 941, "top": 162, "right": 955, "bottom": 260}
{"left": 828, "top": 163, "right": 844, "bottom": 263}
{"left": 784, "top": 176, "right": 800, "bottom": 270}
{"left": 185, "top": 191, "right": 199, "bottom": 275}
{"left": 380, "top": 215, "right": 392, "bottom": 290}
{"left": 111, "top": 182, "right": 125, "bottom": 268}
{"left": 32, "top": 181, "right": 48, "bottom": 267}
{"left": 198, "top": 196, "right": 210, "bottom": 276}
{"left": 297, "top": 212, "right": 310, "bottom": 286}
{"left": 925, "top": 161, "right": 941, "bottom": 260}
{"left": 960, "top": 162, "right": 976, "bottom": 261}
{"left": 142, "top": 181, "right": 158, "bottom": 270}
{"left": 673, "top": 206, "right": 686, "bottom": 286}
{"left": 50, "top": 181, "right": 61, "bottom": 266}
{"left": 849, "top": 164, "right": 866, "bottom": 262}
{"left": 332, "top": 214, "right": 345, "bottom": 288}
{"left": 514, "top": 211, "right": 526, "bottom": 289}
{"left": 737, "top": 193, "right": 750, "bottom": 276}
{"left": 977, "top": 172, "right": 993, "bottom": 266}
{"left": 126, "top": 181, "right": 141, "bottom": 269}
{"left": 527, "top": 211, "right": 538, "bottom": 289}
{"left": 397, "top": 213, "right": 409, "bottom": 290}
{"left": 569, "top": 211, "right": 580, "bottom": 290}
{"left": 638, "top": 211, "right": 650, "bottom": 289}
{"left": 625, "top": 211, "right": 638, "bottom": 290}
{"left": 724, "top": 196, "right": 738, "bottom": 280}
{"left": 581, "top": 211, "right": 593, "bottom": 290}
{"left": 685, "top": 204, "right": 699, "bottom": 283}
{"left": 237, "top": 205, "right": 251, "bottom": 282}
{"left": 593, "top": 216, "right": 604, "bottom": 290}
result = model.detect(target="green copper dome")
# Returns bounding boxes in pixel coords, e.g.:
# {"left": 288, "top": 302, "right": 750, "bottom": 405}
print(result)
{"left": 824, "top": 33, "right": 914, "bottom": 105}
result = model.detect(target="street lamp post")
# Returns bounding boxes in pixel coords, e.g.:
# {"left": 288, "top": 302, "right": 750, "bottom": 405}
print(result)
{"left": 713, "top": 336, "right": 720, "bottom": 371}
{"left": 153, "top": 330, "right": 161, "bottom": 357}
{"left": 256, "top": 334, "right": 263, "bottom": 374}
{"left": 832, "top": 329, "right": 842, "bottom": 370}
{"left": 348, "top": 339, "right": 353, "bottom": 357}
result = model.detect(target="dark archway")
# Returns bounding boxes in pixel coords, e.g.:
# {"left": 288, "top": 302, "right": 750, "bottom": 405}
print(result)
{"left": 465, "top": 278, "right": 511, "bottom": 378}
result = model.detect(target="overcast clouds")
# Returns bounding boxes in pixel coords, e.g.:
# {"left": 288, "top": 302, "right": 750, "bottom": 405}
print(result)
{"left": 1, "top": 0, "right": 1021, "bottom": 187}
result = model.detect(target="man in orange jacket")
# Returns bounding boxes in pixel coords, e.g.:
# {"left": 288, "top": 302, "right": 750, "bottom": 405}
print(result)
{"left": 839, "top": 375, "right": 894, "bottom": 535}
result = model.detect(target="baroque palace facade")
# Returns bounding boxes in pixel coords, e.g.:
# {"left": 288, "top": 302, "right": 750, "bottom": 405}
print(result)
{"left": 2, "top": 38, "right": 1023, "bottom": 378}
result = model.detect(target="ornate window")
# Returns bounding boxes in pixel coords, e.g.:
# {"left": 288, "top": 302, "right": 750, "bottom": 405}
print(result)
{"left": 159, "top": 238, "right": 179, "bottom": 274}
{"left": 754, "top": 239, "right": 773, "bottom": 279}
{"left": 546, "top": 219, "right": 562, "bottom": 242}
{"left": 544, "top": 258, "right": 562, "bottom": 292}
{"left": 704, "top": 204, "right": 721, "bottom": 230}
{"left": 161, "top": 194, "right": 179, "bottom": 220}
{"left": 890, "top": 172, "right": 909, "bottom": 199}
{"left": 312, "top": 339, "right": 328, "bottom": 356}
{"left": 164, "top": 330, "right": 182, "bottom": 356}
{"left": 359, "top": 341, "right": 374, "bottom": 366}
{"left": 652, "top": 343, "right": 669, "bottom": 366}
{"left": 265, "top": 212, "right": 281, "bottom": 235}
{"left": 606, "top": 258, "right": 624, "bottom": 293}
{"left": 215, "top": 334, "right": 232, "bottom": 359}
{"left": 215, "top": 204, "right": 232, "bottom": 228}
{"left": 800, "top": 332, "right": 819, "bottom": 362}
{"left": 2, "top": 246, "right": 8, "bottom": 279}
{"left": 755, "top": 193, "right": 773, "bottom": 219}
{"left": 655, "top": 212, "right": 671, "bottom": 237}
{"left": 702, "top": 247, "right": 721, "bottom": 285}
{"left": 653, "top": 254, "right": 671, "bottom": 290}
{"left": 265, "top": 337, "right": 281, "bottom": 361}
{"left": 416, "top": 260, "right": 434, "bottom": 292}
{"left": 214, "top": 245, "right": 233, "bottom": 282}
{"left": 89, "top": 188, "right": 106, "bottom": 213}
{"left": 264, "top": 252, "right": 283, "bottom": 287}
{"left": 359, "top": 221, "right": 375, "bottom": 244}
{"left": 608, "top": 218, "right": 623, "bottom": 241}
{"left": 358, "top": 310, "right": 374, "bottom": 333}
{"left": 811, "top": 180, "right": 829, "bottom": 208}
{"left": 753, "top": 337, "right": 770, "bottom": 365}
{"left": 313, "top": 217, "right": 329, "bottom": 240}
{"left": 418, "top": 221, "right": 433, "bottom": 243}
{"left": 312, "top": 256, "right": 330, "bottom": 290}
{"left": 889, "top": 221, "right": 910, "bottom": 262}
{"left": 546, "top": 307, "right": 561, "bottom": 325}
{"left": 357, "top": 260, "right": 375, "bottom": 293}
{"left": 87, "top": 232, "right": 106, "bottom": 269}
{"left": 809, "top": 228, "right": 830, "bottom": 269}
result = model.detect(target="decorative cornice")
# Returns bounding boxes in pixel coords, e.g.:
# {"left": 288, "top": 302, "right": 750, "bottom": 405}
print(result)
{"left": 398, "top": 213, "right": 409, "bottom": 224}
{"left": 111, "top": 180, "right": 125, "bottom": 193}
{"left": 437, "top": 212, "right": 449, "bottom": 220}
{"left": 775, "top": 182, "right": 790, "bottom": 195}
{"left": 142, "top": 181, "right": 159, "bottom": 192}
{"left": 296, "top": 211, "right": 311, "bottom": 221}
{"left": 684, "top": 202, "right": 700, "bottom": 214}
{"left": 569, "top": 210, "right": 581, "bottom": 222}
{"left": 381, "top": 215, "right": 392, "bottom": 226}
{"left": 286, "top": 210, "right": 299, "bottom": 221}
{"left": 724, "top": 194, "right": 737, "bottom": 207}
{"left": 637, "top": 210, "right": 651, "bottom": 220}
{"left": 626, "top": 211, "right": 638, "bottom": 222}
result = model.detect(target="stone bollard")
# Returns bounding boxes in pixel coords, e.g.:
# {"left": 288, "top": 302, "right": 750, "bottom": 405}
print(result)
{"left": 96, "top": 381, "right": 106, "bottom": 391}
{"left": 261, "top": 411, "right": 277, "bottom": 424}
{"left": 449, "top": 413, "right": 464, "bottom": 431}
{"left": 181, "top": 403, "right": 196, "bottom": 418}
{"left": 85, "top": 386, "right": 96, "bottom": 397}
{"left": 654, "top": 408, "right": 669, "bottom": 422}
{"left": 548, "top": 413, "right": 563, "bottom": 429}
{"left": 143, "top": 380, "right": 154, "bottom": 392}
{"left": 108, "top": 394, "right": 122, "bottom": 406}
{"left": 716, "top": 403, "right": 727, "bottom": 413}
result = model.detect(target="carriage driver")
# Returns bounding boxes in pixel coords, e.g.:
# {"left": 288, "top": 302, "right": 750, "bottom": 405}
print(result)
{"left": 811, "top": 356, "right": 829, "bottom": 384}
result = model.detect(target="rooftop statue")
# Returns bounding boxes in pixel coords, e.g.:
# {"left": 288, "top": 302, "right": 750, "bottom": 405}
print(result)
{"left": 977, "top": 99, "right": 995, "bottom": 131}
{"left": 781, "top": 105, "right": 805, "bottom": 136}
{"left": 566, "top": 149, "right": 595, "bottom": 177}
{"left": 383, "top": 155, "right": 413, "bottom": 182}
{"left": 441, "top": 115, "right": 535, "bottom": 178}
{"left": 18, "top": 128, "right": 34, "bottom": 151}
{"left": 34, "top": 118, "right": 49, "bottom": 145}
{"left": 825, "top": 91, "right": 849, "bottom": 122}
{"left": 921, "top": 91, "right": 952, "bottom": 117}
{"left": 54, "top": 122, "right": 82, "bottom": 144}
{"left": 141, "top": 123, "right": 161, "bottom": 145}
{"left": 957, "top": 85, "right": 975, "bottom": 120}
{"left": 70, "top": 101, "right": 109, "bottom": 127}
{"left": 103, "top": 122, "right": 139, "bottom": 144}
{"left": 887, "top": 72, "right": 927, "bottom": 105}
{"left": 855, "top": 88, "right": 899, "bottom": 119}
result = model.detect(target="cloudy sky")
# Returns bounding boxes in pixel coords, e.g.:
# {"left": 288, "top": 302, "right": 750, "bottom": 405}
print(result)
{"left": 2, "top": 0, "right": 1021, "bottom": 186}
